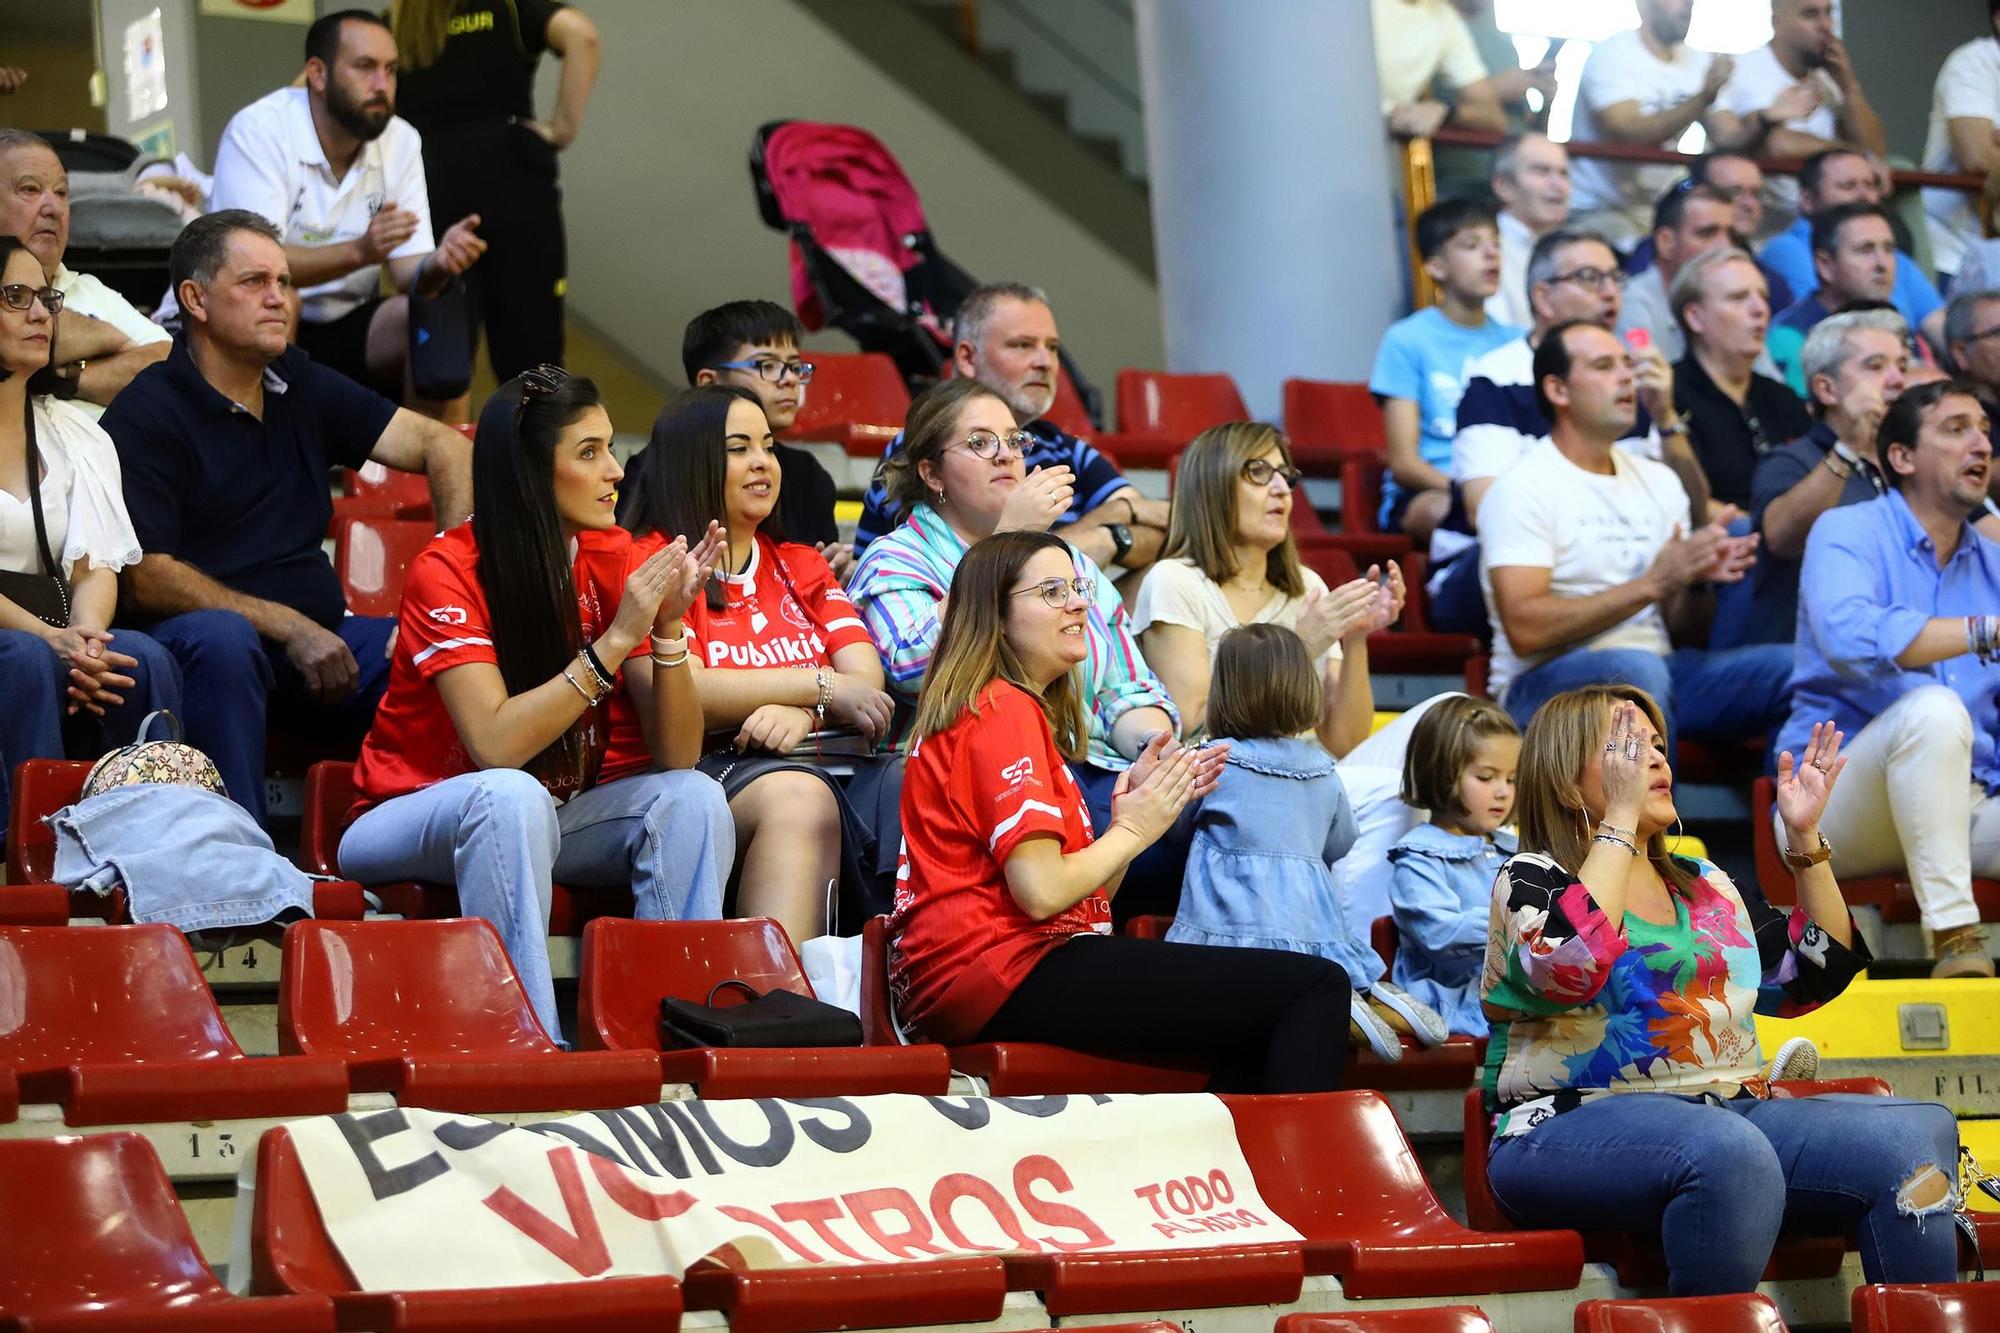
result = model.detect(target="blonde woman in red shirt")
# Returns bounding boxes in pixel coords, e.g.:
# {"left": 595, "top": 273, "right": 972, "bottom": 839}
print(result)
{"left": 890, "top": 530, "right": 1352, "bottom": 1091}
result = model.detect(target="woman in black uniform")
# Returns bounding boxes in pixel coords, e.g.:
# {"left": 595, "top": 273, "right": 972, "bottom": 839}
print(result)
{"left": 392, "top": 0, "right": 600, "bottom": 380}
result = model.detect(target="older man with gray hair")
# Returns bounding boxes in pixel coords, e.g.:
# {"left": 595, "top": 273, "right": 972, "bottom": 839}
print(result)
{"left": 1487, "top": 132, "right": 1572, "bottom": 330}
{"left": 1747, "top": 308, "right": 1909, "bottom": 641}
{"left": 0, "top": 128, "right": 170, "bottom": 416}
{"left": 854, "top": 281, "right": 1168, "bottom": 577}
{"left": 1945, "top": 288, "right": 2000, "bottom": 453}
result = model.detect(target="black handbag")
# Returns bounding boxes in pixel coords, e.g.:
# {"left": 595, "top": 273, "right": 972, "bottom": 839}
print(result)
{"left": 407, "top": 268, "right": 475, "bottom": 401}
{"left": 658, "top": 978, "right": 862, "bottom": 1050}
{"left": 0, "top": 400, "right": 70, "bottom": 629}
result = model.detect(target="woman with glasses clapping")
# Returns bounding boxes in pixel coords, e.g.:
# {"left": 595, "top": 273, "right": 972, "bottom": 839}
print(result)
{"left": 0, "top": 235, "right": 179, "bottom": 843}
{"left": 849, "top": 377, "right": 1182, "bottom": 917}
{"left": 887, "top": 529, "right": 1350, "bottom": 1091}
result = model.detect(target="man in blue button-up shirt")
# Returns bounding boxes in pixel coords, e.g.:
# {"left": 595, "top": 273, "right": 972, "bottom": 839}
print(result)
{"left": 1786, "top": 379, "right": 2000, "bottom": 976}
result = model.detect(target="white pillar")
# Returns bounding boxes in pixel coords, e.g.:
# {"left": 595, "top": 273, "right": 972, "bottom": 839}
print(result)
{"left": 1135, "top": 0, "right": 1402, "bottom": 419}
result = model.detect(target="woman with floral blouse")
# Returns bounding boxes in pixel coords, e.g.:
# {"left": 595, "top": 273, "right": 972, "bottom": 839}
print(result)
{"left": 1480, "top": 683, "right": 1960, "bottom": 1296}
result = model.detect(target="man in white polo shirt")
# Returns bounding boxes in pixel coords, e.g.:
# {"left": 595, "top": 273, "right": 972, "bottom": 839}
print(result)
{"left": 208, "top": 8, "right": 485, "bottom": 407}
{"left": 0, "top": 129, "right": 169, "bottom": 418}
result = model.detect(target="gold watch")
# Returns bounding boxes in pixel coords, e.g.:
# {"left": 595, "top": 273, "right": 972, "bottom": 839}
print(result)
{"left": 1780, "top": 832, "right": 1833, "bottom": 869}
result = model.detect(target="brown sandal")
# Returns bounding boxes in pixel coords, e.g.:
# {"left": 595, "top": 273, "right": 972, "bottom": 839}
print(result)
{"left": 1932, "top": 924, "right": 1994, "bottom": 979}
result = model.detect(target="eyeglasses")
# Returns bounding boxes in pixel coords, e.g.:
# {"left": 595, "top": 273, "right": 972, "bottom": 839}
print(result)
{"left": 954, "top": 428, "right": 1034, "bottom": 460}
{"left": 1011, "top": 575, "right": 1095, "bottom": 608}
{"left": 517, "top": 363, "right": 571, "bottom": 423}
{"left": 1242, "top": 458, "right": 1304, "bottom": 488}
{"left": 714, "top": 356, "right": 815, "bottom": 385}
{"left": 0, "top": 284, "right": 62, "bottom": 314}
{"left": 1551, "top": 266, "right": 1627, "bottom": 291}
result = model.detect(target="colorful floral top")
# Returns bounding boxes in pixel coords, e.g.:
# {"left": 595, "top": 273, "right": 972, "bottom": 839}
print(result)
{"left": 1480, "top": 852, "right": 1868, "bottom": 1141}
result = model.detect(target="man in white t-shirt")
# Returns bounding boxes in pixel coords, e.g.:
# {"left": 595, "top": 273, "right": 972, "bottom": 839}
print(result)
{"left": 1480, "top": 320, "right": 1792, "bottom": 745}
{"left": 1710, "top": 0, "right": 1887, "bottom": 225}
{"left": 1567, "top": 0, "right": 1814, "bottom": 247}
{"left": 1371, "top": 0, "right": 1507, "bottom": 137}
{"left": 1922, "top": 10, "right": 2000, "bottom": 282}
{"left": 1488, "top": 133, "right": 1572, "bottom": 330}
{"left": 206, "top": 10, "right": 486, "bottom": 409}
{"left": 0, "top": 129, "right": 169, "bottom": 419}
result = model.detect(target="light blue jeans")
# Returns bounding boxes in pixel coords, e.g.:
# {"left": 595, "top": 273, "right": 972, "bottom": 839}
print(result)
{"left": 1500, "top": 645, "right": 1793, "bottom": 757}
{"left": 337, "top": 768, "right": 734, "bottom": 1040}
{"left": 1487, "top": 1091, "right": 1962, "bottom": 1295}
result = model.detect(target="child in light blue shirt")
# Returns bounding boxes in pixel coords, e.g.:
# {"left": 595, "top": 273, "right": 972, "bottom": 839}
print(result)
{"left": 1166, "top": 625, "right": 1448, "bottom": 1062}
{"left": 1386, "top": 694, "right": 1522, "bottom": 1038}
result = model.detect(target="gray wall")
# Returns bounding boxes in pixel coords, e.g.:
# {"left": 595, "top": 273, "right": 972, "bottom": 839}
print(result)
{"left": 1848, "top": 0, "right": 1989, "bottom": 163}
{"left": 543, "top": 0, "right": 1163, "bottom": 392}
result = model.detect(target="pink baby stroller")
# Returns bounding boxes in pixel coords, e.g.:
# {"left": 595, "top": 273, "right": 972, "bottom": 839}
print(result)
{"left": 749, "top": 118, "right": 1102, "bottom": 424}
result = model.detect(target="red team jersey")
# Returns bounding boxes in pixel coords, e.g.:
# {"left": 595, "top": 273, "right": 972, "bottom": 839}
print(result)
{"left": 603, "top": 530, "right": 872, "bottom": 776}
{"left": 888, "top": 679, "right": 1110, "bottom": 1043}
{"left": 351, "top": 524, "right": 643, "bottom": 812}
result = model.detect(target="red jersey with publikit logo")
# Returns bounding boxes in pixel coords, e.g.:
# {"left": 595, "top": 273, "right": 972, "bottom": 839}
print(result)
{"left": 888, "top": 679, "right": 1109, "bottom": 1043}
{"left": 602, "top": 530, "right": 872, "bottom": 778}
{"left": 350, "top": 523, "right": 643, "bottom": 813}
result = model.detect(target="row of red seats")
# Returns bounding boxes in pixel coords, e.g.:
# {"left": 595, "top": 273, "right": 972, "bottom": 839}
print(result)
{"left": 7, "top": 1123, "right": 1996, "bottom": 1332}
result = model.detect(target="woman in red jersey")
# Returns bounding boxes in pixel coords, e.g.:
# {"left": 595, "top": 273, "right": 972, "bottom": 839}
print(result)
{"left": 340, "top": 367, "right": 732, "bottom": 1041}
{"left": 614, "top": 385, "right": 893, "bottom": 947}
{"left": 890, "top": 530, "right": 1352, "bottom": 1091}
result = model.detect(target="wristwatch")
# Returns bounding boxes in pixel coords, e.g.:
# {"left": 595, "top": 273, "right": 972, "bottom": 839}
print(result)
{"left": 1107, "top": 523, "right": 1135, "bottom": 564}
{"left": 1780, "top": 832, "right": 1834, "bottom": 869}
{"left": 52, "top": 361, "right": 84, "bottom": 400}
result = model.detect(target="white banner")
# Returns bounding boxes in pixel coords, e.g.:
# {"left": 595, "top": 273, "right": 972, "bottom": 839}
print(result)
{"left": 288, "top": 1093, "right": 1300, "bottom": 1291}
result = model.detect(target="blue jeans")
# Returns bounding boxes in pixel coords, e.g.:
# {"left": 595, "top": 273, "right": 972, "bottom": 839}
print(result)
{"left": 1500, "top": 645, "right": 1793, "bottom": 753}
{"left": 336, "top": 767, "right": 735, "bottom": 1041}
{"left": 0, "top": 626, "right": 180, "bottom": 842}
{"left": 143, "top": 609, "right": 394, "bottom": 826}
{"left": 1487, "top": 1092, "right": 1961, "bottom": 1295}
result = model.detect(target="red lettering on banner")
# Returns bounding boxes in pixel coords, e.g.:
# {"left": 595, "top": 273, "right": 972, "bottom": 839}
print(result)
{"left": 1165, "top": 1179, "right": 1194, "bottom": 1215}
{"left": 587, "top": 1151, "right": 698, "bottom": 1220}
{"left": 483, "top": 1147, "right": 611, "bottom": 1276}
{"left": 842, "top": 1187, "right": 949, "bottom": 1258}
{"left": 1013, "top": 1155, "right": 1114, "bottom": 1252}
{"left": 1211, "top": 1169, "right": 1236, "bottom": 1204}
{"left": 716, "top": 1204, "right": 826, "bottom": 1263}
{"left": 1133, "top": 1182, "right": 1167, "bottom": 1218}
{"left": 930, "top": 1173, "right": 1044, "bottom": 1253}
{"left": 773, "top": 1197, "right": 874, "bottom": 1261}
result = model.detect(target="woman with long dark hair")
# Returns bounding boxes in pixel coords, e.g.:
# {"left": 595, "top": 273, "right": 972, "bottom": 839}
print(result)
{"left": 0, "top": 233, "right": 177, "bottom": 840}
{"left": 341, "top": 367, "right": 732, "bottom": 1039}
{"left": 889, "top": 529, "right": 1352, "bottom": 1092}
{"left": 614, "top": 384, "right": 891, "bottom": 946}
{"left": 1480, "top": 684, "right": 1958, "bottom": 1295}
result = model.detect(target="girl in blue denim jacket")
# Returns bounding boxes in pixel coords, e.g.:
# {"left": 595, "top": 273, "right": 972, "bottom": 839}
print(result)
{"left": 1166, "top": 624, "right": 1447, "bottom": 1061}
{"left": 1385, "top": 694, "right": 1520, "bottom": 1037}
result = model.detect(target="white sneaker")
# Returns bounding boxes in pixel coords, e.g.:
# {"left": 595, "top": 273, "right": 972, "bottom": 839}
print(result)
{"left": 1365, "top": 981, "right": 1452, "bottom": 1048}
{"left": 1762, "top": 1036, "right": 1820, "bottom": 1085}
{"left": 1350, "top": 994, "right": 1404, "bottom": 1062}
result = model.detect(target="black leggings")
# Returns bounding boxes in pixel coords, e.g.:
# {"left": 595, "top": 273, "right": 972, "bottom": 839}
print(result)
{"left": 979, "top": 936, "right": 1350, "bottom": 1093}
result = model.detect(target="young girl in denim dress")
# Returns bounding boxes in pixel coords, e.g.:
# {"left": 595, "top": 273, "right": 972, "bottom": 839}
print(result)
{"left": 1165, "top": 624, "right": 1447, "bottom": 1060}
{"left": 1385, "top": 695, "right": 1521, "bottom": 1038}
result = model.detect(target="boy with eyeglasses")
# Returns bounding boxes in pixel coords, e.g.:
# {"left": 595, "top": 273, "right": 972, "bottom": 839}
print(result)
{"left": 683, "top": 300, "right": 846, "bottom": 575}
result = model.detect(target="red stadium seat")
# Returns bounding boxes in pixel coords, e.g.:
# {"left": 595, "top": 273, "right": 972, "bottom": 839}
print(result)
{"left": 1108, "top": 368, "right": 1250, "bottom": 469}
{"left": 1277, "top": 1310, "right": 1497, "bottom": 1332}
{"left": 681, "top": 1253, "right": 1008, "bottom": 1333}
{"left": 279, "top": 917, "right": 663, "bottom": 1112}
{"left": 1006, "top": 1242, "right": 1304, "bottom": 1316}
{"left": 1853, "top": 1281, "right": 2000, "bottom": 1332}
{"left": 858, "top": 915, "right": 1207, "bottom": 1093}
{"left": 333, "top": 459, "right": 435, "bottom": 523}
{"left": 1752, "top": 776, "right": 2000, "bottom": 921}
{"left": 1371, "top": 915, "right": 1399, "bottom": 972}
{"left": 10, "top": 757, "right": 364, "bottom": 920}
{"left": 252, "top": 1126, "right": 683, "bottom": 1332}
{"left": 1122, "top": 913, "right": 1174, "bottom": 940}
{"left": 1463, "top": 1083, "right": 1886, "bottom": 1286}
{"left": 1228, "top": 1091, "right": 1583, "bottom": 1297}
{"left": 332, "top": 515, "right": 436, "bottom": 620}
{"left": 0, "top": 1068, "right": 14, "bottom": 1123}
{"left": 1341, "top": 452, "right": 1387, "bottom": 535}
{"left": 1291, "top": 486, "right": 1412, "bottom": 563}
{"left": 781, "top": 350, "right": 911, "bottom": 457}
{"left": 576, "top": 917, "right": 951, "bottom": 1096}
{"left": 302, "top": 760, "right": 622, "bottom": 932}
{"left": 0, "top": 880, "right": 69, "bottom": 924}
{"left": 1575, "top": 1294, "right": 1788, "bottom": 1331}
{"left": 1288, "top": 542, "right": 1477, "bottom": 675}
{"left": 1046, "top": 366, "right": 1097, "bottom": 438}
{"left": 1282, "top": 378, "right": 1386, "bottom": 472}
{"left": 0, "top": 923, "right": 349, "bottom": 1125}
{"left": 1, "top": 1132, "right": 336, "bottom": 1330}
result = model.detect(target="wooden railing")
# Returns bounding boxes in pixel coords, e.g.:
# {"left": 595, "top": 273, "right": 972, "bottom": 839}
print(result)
{"left": 1401, "top": 126, "right": 1986, "bottom": 309}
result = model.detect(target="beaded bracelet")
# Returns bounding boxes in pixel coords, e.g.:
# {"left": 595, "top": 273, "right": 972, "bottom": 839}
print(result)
{"left": 1592, "top": 831, "right": 1637, "bottom": 855}
{"left": 580, "top": 643, "right": 614, "bottom": 691}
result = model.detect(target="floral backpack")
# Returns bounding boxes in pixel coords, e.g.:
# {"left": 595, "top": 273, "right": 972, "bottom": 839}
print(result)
{"left": 80, "top": 710, "right": 226, "bottom": 800}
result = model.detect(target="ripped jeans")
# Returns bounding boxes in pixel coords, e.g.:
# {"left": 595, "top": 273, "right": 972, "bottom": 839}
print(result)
{"left": 1487, "top": 1091, "right": 1961, "bottom": 1295}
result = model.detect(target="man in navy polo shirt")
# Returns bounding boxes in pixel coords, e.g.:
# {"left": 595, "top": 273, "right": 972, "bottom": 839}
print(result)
{"left": 101, "top": 209, "right": 472, "bottom": 825}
